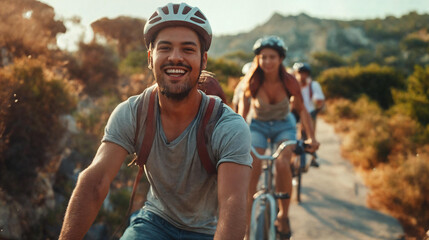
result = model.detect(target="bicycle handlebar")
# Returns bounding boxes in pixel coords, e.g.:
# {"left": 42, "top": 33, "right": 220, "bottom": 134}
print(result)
{"left": 250, "top": 140, "right": 317, "bottom": 161}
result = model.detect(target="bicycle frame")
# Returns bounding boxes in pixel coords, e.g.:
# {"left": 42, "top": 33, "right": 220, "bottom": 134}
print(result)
{"left": 249, "top": 140, "right": 297, "bottom": 240}
{"left": 293, "top": 140, "right": 318, "bottom": 203}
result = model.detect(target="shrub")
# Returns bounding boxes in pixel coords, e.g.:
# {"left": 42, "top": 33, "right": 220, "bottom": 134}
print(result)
{"left": 325, "top": 96, "right": 427, "bottom": 238}
{"left": 75, "top": 42, "right": 119, "bottom": 97}
{"left": 206, "top": 57, "right": 242, "bottom": 85}
{"left": 367, "top": 149, "right": 429, "bottom": 239}
{"left": 0, "top": 58, "right": 76, "bottom": 196}
{"left": 72, "top": 93, "right": 121, "bottom": 160}
{"left": 118, "top": 50, "right": 148, "bottom": 75}
{"left": 393, "top": 65, "right": 429, "bottom": 127}
{"left": 327, "top": 96, "right": 419, "bottom": 169}
{"left": 318, "top": 64, "right": 406, "bottom": 109}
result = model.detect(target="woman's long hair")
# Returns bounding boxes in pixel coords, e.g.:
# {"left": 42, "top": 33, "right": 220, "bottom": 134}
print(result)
{"left": 242, "top": 55, "right": 290, "bottom": 99}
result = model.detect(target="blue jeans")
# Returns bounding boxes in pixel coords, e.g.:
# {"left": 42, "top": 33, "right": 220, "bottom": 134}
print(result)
{"left": 121, "top": 209, "right": 214, "bottom": 240}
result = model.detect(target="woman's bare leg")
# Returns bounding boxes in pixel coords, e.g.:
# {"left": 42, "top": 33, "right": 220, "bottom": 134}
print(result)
{"left": 275, "top": 144, "right": 294, "bottom": 233}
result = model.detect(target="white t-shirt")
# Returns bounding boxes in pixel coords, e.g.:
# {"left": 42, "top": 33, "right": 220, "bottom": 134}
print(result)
{"left": 301, "top": 77, "right": 325, "bottom": 112}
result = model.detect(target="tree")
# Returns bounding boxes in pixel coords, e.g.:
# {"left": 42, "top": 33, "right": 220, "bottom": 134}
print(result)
{"left": 74, "top": 42, "right": 119, "bottom": 96}
{"left": 91, "top": 16, "right": 146, "bottom": 58}
{"left": 0, "top": 0, "right": 65, "bottom": 63}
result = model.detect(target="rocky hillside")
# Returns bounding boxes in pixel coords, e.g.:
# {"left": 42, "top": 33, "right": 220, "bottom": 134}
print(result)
{"left": 209, "top": 11, "right": 429, "bottom": 64}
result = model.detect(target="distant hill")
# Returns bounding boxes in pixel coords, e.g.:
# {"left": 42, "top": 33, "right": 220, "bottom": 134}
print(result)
{"left": 209, "top": 11, "right": 429, "bottom": 66}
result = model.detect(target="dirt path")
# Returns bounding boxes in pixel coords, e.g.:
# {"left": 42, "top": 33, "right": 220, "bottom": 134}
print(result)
{"left": 288, "top": 119, "right": 404, "bottom": 240}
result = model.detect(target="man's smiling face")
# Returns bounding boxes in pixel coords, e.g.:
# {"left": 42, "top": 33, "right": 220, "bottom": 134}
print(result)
{"left": 149, "top": 26, "right": 207, "bottom": 101}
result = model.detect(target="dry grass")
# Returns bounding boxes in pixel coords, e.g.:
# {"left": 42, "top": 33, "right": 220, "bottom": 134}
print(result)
{"left": 323, "top": 97, "right": 429, "bottom": 239}
{"left": 366, "top": 150, "right": 429, "bottom": 238}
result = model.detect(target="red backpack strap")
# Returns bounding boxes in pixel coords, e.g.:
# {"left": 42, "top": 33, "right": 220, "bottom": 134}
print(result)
{"left": 309, "top": 81, "right": 313, "bottom": 99}
{"left": 135, "top": 87, "right": 157, "bottom": 167}
{"left": 117, "top": 87, "right": 157, "bottom": 236}
{"left": 197, "top": 97, "right": 217, "bottom": 174}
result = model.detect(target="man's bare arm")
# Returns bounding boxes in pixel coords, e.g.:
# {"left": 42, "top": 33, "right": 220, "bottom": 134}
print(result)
{"left": 59, "top": 142, "right": 128, "bottom": 240}
{"left": 215, "top": 162, "right": 252, "bottom": 240}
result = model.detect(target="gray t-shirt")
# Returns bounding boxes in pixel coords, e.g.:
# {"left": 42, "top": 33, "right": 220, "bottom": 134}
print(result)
{"left": 102, "top": 85, "right": 252, "bottom": 234}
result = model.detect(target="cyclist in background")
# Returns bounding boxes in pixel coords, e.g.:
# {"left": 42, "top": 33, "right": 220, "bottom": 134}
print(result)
{"left": 238, "top": 36, "right": 319, "bottom": 239}
{"left": 59, "top": 3, "right": 252, "bottom": 240}
{"left": 232, "top": 62, "right": 253, "bottom": 113}
{"left": 292, "top": 62, "right": 325, "bottom": 167}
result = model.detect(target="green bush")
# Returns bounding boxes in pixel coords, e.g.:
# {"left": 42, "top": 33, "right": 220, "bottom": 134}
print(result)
{"left": 206, "top": 57, "right": 242, "bottom": 85}
{"left": 73, "top": 93, "right": 121, "bottom": 160}
{"left": 318, "top": 64, "right": 406, "bottom": 109}
{"left": 393, "top": 65, "right": 429, "bottom": 126}
{"left": 75, "top": 42, "right": 119, "bottom": 97}
{"left": 0, "top": 58, "right": 76, "bottom": 196}
{"left": 118, "top": 50, "right": 148, "bottom": 75}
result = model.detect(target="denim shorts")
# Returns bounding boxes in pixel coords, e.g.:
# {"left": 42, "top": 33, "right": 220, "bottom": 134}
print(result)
{"left": 121, "top": 209, "right": 214, "bottom": 240}
{"left": 249, "top": 113, "right": 297, "bottom": 149}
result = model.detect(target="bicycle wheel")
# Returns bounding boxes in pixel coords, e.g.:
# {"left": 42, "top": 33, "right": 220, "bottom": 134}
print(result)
{"left": 250, "top": 196, "right": 277, "bottom": 240}
{"left": 296, "top": 153, "right": 305, "bottom": 203}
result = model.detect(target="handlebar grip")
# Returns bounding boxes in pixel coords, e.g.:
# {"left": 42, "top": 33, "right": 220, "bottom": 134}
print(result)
{"left": 293, "top": 140, "right": 306, "bottom": 155}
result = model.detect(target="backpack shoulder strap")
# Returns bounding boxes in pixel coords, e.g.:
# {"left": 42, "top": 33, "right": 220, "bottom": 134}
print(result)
{"left": 130, "top": 87, "right": 157, "bottom": 168}
{"left": 309, "top": 81, "right": 313, "bottom": 99}
{"left": 121, "top": 86, "right": 156, "bottom": 235}
{"left": 197, "top": 96, "right": 224, "bottom": 174}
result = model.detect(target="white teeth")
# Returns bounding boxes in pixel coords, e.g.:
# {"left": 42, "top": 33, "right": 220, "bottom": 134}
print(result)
{"left": 166, "top": 69, "right": 185, "bottom": 74}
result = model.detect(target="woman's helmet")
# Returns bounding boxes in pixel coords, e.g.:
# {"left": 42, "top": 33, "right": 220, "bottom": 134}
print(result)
{"left": 293, "top": 62, "right": 311, "bottom": 73}
{"left": 143, "top": 3, "right": 212, "bottom": 51}
{"left": 252, "top": 35, "right": 287, "bottom": 58}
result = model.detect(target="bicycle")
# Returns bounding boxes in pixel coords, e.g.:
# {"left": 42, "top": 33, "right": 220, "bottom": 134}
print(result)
{"left": 249, "top": 139, "right": 316, "bottom": 240}
{"left": 292, "top": 140, "right": 319, "bottom": 203}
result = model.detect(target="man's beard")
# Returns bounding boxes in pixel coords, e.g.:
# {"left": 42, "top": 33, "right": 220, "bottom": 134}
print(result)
{"left": 156, "top": 62, "right": 200, "bottom": 101}
{"left": 159, "top": 81, "right": 193, "bottom": 101}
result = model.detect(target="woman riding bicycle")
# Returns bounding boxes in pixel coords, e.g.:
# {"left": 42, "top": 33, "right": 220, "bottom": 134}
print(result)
{"left": 238, "top": 35, "right": 319, "bottom": 239}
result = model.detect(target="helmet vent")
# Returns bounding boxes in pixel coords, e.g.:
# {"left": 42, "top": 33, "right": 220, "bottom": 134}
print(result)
{"left": 182, "top": 6, "right": 191, "bottom": 14}
{"left": 149, "top": 17, "right": 162, "bottom": 24}
{"left": 195, "top": 11, "right": 206, "bottom": 20}
{"left": 190, "top": 17, "right": 204, "bottom": 24}
{"left": 161, "top": 6, "right": 169, "bottom": 14}
{"left": 173, "top": 4, "right": 179, "bottom": 14}
{"left": 149, "top": 12, "right": 158, "bottom": 19}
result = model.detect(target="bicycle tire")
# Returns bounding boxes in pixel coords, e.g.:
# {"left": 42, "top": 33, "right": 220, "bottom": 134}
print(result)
{"left": 255, "top": 205, "right": 266, "bottom": 240}
{"left": 297, "top": 166, "right": 302, "bottom": 203}
{"left": 250, "top": 196, "right": 277, "bottom": 240}
{"left": 296, "top": 153, "right": 305, "bottom": 203}
{"left": 260, "top": 202, "right": 275, "bottom": 240}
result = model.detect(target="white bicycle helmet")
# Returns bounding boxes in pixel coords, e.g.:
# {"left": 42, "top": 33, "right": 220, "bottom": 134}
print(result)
{"left": 253, "top": 35, "right": 287, "bottom": 58}
{"left": 144, "top": 3, "right": 212, "bottom": 51}
{"left": 293, "top": 62, "right": 311, "bottom": 73}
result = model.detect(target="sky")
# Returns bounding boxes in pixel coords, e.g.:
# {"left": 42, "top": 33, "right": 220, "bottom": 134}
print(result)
{"left": 39, "top": 0, "right": 429, "bottom": 51}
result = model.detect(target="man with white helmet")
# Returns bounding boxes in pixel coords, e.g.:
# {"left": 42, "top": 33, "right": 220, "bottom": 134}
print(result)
{"left": 292, "top": 62, "right": 325, "bottom": 167}
{"left": 59, "top": 3, "right": 252, "bottom": 239}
